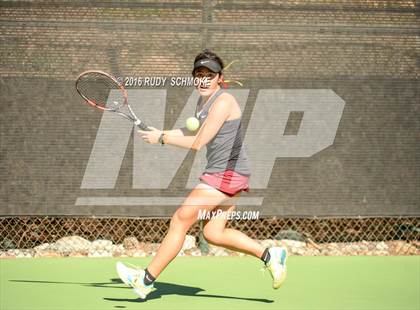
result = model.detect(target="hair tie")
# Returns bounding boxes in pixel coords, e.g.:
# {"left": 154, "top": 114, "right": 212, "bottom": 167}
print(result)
{"left": 220, "top": 60, "right": 243, "bottom": 88}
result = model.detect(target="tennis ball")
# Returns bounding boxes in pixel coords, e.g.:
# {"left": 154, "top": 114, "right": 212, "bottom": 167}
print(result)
{"left": 186, "top": 117, "right": 200, "bottom": 131}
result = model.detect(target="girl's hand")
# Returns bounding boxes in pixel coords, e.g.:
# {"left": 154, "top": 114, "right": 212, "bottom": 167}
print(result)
{"left": 137, "top": 127, "right": 162, "bottom": 144}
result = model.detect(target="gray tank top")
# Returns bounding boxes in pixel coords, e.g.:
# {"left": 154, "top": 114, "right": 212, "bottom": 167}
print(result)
{"left": 195, "top": 88, "right": 251, "bottom": 176}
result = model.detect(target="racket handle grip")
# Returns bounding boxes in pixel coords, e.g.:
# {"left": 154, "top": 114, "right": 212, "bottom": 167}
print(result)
{"left": 135, "top": 120, "right": 151, "bottom": 131}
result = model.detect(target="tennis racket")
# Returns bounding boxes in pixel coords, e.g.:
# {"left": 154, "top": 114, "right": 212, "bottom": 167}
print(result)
{"left": 75, "top": 70, "right": 151, "bottom": 131}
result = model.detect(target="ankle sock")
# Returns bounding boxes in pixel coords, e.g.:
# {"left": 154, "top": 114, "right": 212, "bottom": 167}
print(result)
{"left": 260, "top": 248, "right": 271, "bottom": 265}
{"left": 143, "top": 268, "right": 156, "bottom": 286}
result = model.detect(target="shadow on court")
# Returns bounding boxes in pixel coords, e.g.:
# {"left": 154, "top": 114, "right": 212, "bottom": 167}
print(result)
{"left": 10, "top": 278, "right": 274, "bottom": 304}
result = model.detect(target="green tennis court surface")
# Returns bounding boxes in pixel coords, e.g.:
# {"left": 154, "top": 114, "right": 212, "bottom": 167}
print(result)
{"left": 1, "top": 256, "right": 419, "bottom": 310}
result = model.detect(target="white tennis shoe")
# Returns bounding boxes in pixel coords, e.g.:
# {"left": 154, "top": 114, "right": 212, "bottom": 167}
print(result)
{"left": 116, "top": 261, "right": 154, "bottom": 299}
{"left": 263, "top": 247, "right": 288, "bottom": 289}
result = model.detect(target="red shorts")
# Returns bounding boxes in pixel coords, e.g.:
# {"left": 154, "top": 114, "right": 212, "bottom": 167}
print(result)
{"left": 199, "top": 170, "right": 250, "bottom": 197}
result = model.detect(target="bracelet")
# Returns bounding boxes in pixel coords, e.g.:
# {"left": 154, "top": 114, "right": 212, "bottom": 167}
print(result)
{"left": 158, "top": 133, "right": 165, "bottom": 145}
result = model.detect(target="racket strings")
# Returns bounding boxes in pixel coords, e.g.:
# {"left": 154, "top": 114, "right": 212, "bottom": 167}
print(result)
{"left": 77, "top": 73, "right": 125, "bottom": 110}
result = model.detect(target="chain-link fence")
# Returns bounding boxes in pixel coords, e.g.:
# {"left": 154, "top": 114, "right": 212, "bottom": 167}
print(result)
{"left": 1, "top": 216, "right": 419, "bottom": 256}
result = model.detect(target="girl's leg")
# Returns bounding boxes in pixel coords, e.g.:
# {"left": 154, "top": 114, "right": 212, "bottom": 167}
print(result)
{"left": 202, "top": 203, "right": 265, "bottom": 258}
{"left": 147, "top": 182, "right": 231, "bottom": 278}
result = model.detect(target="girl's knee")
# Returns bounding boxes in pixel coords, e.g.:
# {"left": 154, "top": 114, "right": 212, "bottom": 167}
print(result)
{"left": 170, "top": 206, "right": 196, "bottom": 230}
{"left": 203, "top": 225, "right": 224, "bottom": 245}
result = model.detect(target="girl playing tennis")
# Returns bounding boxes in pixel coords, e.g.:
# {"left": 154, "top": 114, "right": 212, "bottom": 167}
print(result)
{"left": 116, "top": 49, "right": 287, "bottom": 299}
